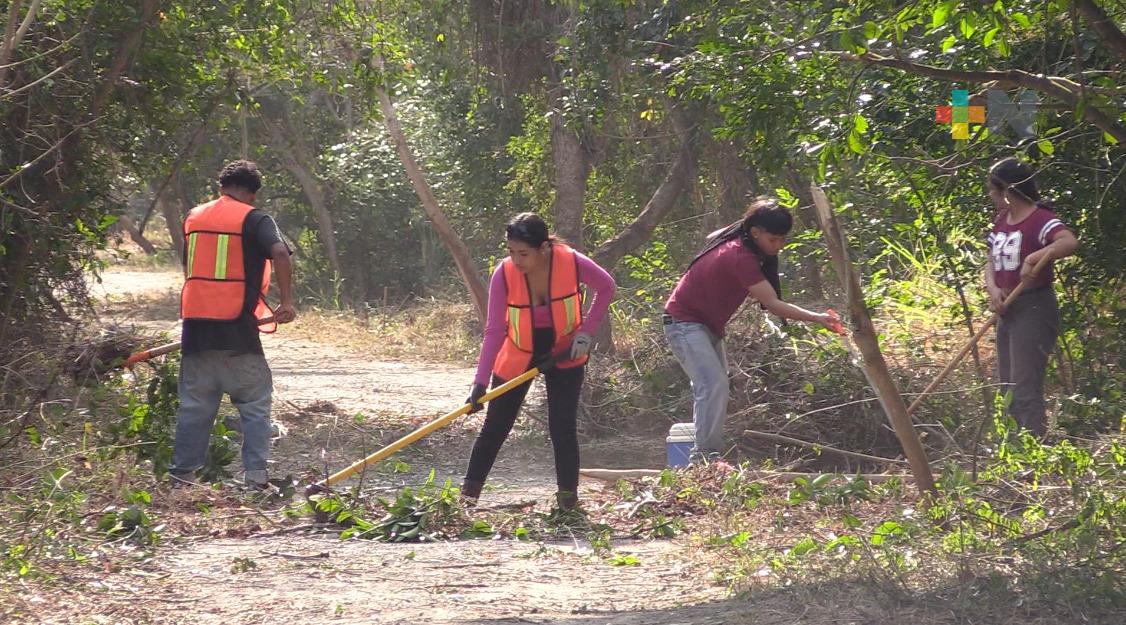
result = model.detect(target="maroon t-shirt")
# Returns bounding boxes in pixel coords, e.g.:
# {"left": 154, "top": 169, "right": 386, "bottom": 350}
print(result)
{"left": 987, "top": 206, "right": 1067, "bottom": 292}
{"left": 665, "top": 238, "right": 766, "bottom": 338}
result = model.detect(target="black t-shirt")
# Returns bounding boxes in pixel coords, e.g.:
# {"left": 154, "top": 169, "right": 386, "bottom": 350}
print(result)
{"left": 181, "top": 208, "right": 286, "bottom": 355}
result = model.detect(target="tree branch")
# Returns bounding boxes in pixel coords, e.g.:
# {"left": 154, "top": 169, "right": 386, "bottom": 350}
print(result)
{"left": 1072, "top": 0, "right": 1126, "bottom": 62}
{"left": 0, "top": 57, "right": 75, "bottom": 101}
{"left": 137, "top": 88, "right": 226, "bottom": 233}
{"left": 839, "top": 51, "right": 1126, "bottom": 145}
{"left": 592, "top": 108, "right": 697, "bottom": 268}
{"left": 90, "top": 0, "right": 159, "bottom": 117}
{"left": 0, "top": 118, "right": 99, "bottom": 190}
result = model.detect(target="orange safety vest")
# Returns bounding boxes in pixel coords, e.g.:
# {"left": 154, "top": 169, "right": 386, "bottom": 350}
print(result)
{"left": 180, "top": 195, "right": 275, "bottom": 331}
{"left": 493, "top": 243, "right": 586, "bottom": 381}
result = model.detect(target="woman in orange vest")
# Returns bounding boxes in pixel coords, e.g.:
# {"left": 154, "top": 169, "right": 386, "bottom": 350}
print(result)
{"left": 462, "top": 213, "right": 616, "bottom": 511}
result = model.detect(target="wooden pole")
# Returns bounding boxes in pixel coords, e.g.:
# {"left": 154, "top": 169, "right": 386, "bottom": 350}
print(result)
{"left": 905, "top": 254, "right": 1051, "bottom": 416}
{"left": 810, "top": 185, "right": 937, "bottom": 497}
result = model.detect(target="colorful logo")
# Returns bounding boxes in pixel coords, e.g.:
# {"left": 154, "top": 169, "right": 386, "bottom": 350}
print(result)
{"left": 936, "top": 89, "right": 1038, "bottom": 140}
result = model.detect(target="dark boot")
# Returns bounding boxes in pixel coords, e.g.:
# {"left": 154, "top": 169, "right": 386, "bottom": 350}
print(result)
{"left": 460, "top": 478, "right": 484, "bottom": 507}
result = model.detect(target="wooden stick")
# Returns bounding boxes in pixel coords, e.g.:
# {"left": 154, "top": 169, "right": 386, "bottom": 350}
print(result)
{"left": 742, "top": 429, "right": 908, "bottom": 465}
{"left": 810, "top": 184, "right": 937, "bottom": 497}
{"left": 905, "top": 254, "right": 1052, "bottom": 416}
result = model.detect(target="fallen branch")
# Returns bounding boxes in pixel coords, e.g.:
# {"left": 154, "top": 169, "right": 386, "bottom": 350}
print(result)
{"left": 260, "top": 549, "right": 330, "bottom": 560}
{"left": 579, "top": 467, "right": 913, "bottom": 484}
{"left": 742, "top": 429, "right": 908, "bottom": 466}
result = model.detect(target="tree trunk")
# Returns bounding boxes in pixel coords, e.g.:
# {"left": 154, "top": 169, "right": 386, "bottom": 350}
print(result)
{"left": 160, "top": 175, "right": 186, "bottom": 263}
{"left": 376, "top": 85, "right": 488, "bottom": 327}
{"left": 592, "top": 134, "right": 696, "bottom": 269}
{"left": 91, "top": 0, "right": 158, "bottom": 118}
{"left": 550, "top": 109, "right": 590, "bottom": 250}
{"left": 810, "top": 185, "right": 936, "bottom": 498}
{"left": 259, "top": 107, "right": 346, "bottom": 299}
{"left": 1073, "top": 0, "right": 1126, "bottom": 62}
{"left": 117, "top": 214, "right": 156, "bottom": 255}
{"left": 139, "top": 89, "right": 224, "bottom": 234}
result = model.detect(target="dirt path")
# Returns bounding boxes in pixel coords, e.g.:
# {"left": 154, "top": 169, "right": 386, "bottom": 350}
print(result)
{"left": 14, "top": 267, "right": 751, "bottom": 625}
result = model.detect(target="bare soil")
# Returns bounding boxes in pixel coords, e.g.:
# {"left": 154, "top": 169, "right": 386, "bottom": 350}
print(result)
{"left": 8, "top": 268, "right": 746, "bottom": 625}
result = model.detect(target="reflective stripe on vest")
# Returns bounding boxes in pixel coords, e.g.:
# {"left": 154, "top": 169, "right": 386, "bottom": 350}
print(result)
{"left": 180, "top": 196, "right": 274, "bottom": 329}
{"left": 492, "top": 243, "right": 587, "bottom": 381}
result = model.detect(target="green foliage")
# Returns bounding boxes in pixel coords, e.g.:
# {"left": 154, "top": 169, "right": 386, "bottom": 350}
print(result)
{"left": 711, "top": 430, "right": 1125, "bottom": 615}
{"left": 97, "top": 489, "right": 160, "bottom": 546}
{"left": 100, "top": 355, "right": 234, "bottom": 483}
{"left": 787, "top": 474, "right": 873, "bottom": 507}
{"left": 103, "top": 357, "right": 181, "bottom": 477}
{"left": 311, "top": 469, "right": 462, "bottom": 542}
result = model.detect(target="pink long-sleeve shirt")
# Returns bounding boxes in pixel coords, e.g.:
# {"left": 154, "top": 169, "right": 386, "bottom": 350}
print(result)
{"left": 474, "top": 250, "right": 616, "bottom": 385}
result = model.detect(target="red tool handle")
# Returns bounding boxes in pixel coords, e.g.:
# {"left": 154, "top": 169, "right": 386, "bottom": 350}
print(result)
{"left": 121, "top": 316, "right": 277, "bottom": 368}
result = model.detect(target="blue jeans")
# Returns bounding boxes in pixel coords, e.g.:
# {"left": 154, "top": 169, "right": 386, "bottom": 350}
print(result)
{"left": 664, "top": 320, "right": 729, "bottom": 457}
{"left": 172, "top": 350, "right": 273, "bottom": 484}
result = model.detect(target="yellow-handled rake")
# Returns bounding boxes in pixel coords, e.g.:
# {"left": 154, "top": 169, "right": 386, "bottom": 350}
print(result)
{"left": 304, "top": 354, "right": 561, "bottom": 496}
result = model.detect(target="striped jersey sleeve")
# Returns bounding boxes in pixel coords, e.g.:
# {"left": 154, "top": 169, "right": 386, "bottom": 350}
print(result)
{"left": 1037, "top": 215, "right": 1065, "bottom": 246}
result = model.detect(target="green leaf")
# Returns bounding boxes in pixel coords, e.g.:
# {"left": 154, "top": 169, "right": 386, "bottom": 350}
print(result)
{"left": 854, "top": 113, "right": 869, "bottom": 134}
{"left": 932, "top": 2, "right": 953, "bottom": 29}
{"left": 941, "top": 34, "right": 957, "bottom": 53}
{"left": 803, "top": 381, "right": 815, "bottom": 395}
{"left": 848, "top": 130, "right": 866, "bottom": 155}
{"left": 863, "top": 21, "right": 879, "bottom": 40}
{"left": 1037, "top": 139, "right": 1054, "bottom": 155}
{"left": 983, "top": 26, "right": 1000, "bottom": 47}
{"left": 1011, "top": 12, "right": 1031, "bottom": 29}
{"left": 1104, "top": 131, "right": 1120, "bottom": 145}
{"left": 790, "top": 536, "right": 818, "bottom": 557}
{"left": 811, "top": 474, "right": 834, "bottom": 489}
{"left": 959, "top": 17, "right": 975, "bottom": 39}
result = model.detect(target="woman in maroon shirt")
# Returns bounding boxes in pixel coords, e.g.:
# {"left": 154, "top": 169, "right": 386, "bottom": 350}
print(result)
{"left": 984, "top": 157, "right": 1078, "bottom": 438}
{"left": 664, "top": 198, "right": 838, "bottom": 462}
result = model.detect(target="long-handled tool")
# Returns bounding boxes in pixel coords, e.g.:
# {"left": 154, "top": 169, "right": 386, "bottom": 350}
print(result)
{"left": 120, "top": 316, "right": 277, "bottom": 368}
{"left": 305, "top": 354, "right": 561, "bottom": 496}
{"left": 906, "top": 255, "right": 1052, "bottom": 415}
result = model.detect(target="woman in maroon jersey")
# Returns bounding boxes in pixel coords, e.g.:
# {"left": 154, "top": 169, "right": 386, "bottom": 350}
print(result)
{"left": 984, "top": 157, "right": 1079, "bottom": 438}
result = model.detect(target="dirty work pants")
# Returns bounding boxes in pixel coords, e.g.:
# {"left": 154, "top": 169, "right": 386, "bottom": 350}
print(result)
{"left": 172, "top": 350, "right": 273, "bottom": 484}
{"left": 664, "top": 318, "right": 728, "bottom": 458}
{"left": 465, "top": 328, "right": 584, "bottom": 496}
{"left": 995, "top": 286, "right": 1059, "bottom": 438}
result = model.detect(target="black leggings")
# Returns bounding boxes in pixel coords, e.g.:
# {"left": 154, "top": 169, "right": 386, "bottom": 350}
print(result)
{"left": 465, "top": 328, "right": 584, "bottom": 494}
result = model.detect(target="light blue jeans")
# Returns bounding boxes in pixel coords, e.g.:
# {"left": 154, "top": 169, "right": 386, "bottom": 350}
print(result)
{"left": 664, "top": 320, "right": 729, "bottom": 457}
{"left": 172, "top": 350, "right": 273, "bottom": 484}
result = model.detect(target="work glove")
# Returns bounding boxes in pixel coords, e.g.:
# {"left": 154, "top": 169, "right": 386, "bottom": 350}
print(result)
{"left": 466, "top": 383, "right": 487, "bottom": 414}
{"left": 569, "top": 332, "right": 593, "bottom": 360}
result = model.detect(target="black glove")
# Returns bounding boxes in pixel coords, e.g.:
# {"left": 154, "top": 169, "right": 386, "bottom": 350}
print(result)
{"left": 466, "top": 383, "right": 487, "bottom": 414}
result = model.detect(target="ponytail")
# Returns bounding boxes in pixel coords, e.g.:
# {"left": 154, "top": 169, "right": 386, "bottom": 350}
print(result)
{"left": 688, "top": 198, "right": 791, "bottom": 300}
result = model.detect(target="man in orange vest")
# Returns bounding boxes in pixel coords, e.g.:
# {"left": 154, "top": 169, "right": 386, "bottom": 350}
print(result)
{"left": 170, "top": 160, "right": 296, "bottom": 489}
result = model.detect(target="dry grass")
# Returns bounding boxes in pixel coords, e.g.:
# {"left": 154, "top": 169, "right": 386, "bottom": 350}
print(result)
{"left": 285, "top": 301, "right": 482, "bottom": 365}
